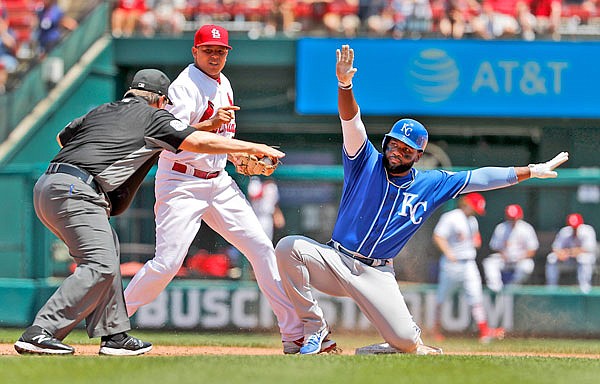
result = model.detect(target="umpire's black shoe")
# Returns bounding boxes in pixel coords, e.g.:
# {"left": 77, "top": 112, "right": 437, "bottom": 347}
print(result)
{"left": 99, "top": 333, "right": 152, "bottom": 356}
{"left": 14, "top": 325, "right": 75, "bottom": 355}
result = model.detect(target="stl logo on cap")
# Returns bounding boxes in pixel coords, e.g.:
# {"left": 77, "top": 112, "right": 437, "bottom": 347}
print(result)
{"left": 194, "top": 24, "right": 232, "bottom": 49}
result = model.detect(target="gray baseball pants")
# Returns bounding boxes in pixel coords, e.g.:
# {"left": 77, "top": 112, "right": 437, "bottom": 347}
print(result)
{"left": 275, "top": 235, "right": 421, "bottom": 352}
{"left": 32, "top": 173, "right": 130, "bottom": 340}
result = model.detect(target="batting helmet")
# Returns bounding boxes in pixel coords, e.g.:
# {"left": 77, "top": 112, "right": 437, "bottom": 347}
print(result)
{"left": 382, "top": 118, "right": 428, "bottom": 152}
{"left": 505, "top": 204, "right": 523, "bottom": 220}
{"left": 567, "top": 213, "right": 584, "bottom": 228}
{"left": 462, "top": 192, "right": 486, "bottom": 215}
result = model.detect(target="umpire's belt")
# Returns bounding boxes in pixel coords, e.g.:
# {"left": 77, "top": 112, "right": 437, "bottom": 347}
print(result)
{"left": 327, "top": 240, "right": 390, "bottom": 267}
{"left": 46, "top": 163, "right": 101, "bottom": 193}
{"left": 172, "top": 162, "right": 220, "bottom": 179}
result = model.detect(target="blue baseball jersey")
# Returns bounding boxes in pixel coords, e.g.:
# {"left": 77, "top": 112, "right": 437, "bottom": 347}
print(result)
{"left": 331, "top": 140, "right": 471, "bottom": 260}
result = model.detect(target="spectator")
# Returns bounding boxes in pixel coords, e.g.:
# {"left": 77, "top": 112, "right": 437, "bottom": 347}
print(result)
{"left": 111, "top": 0, "right": 147, "bottom": 37}
{"left": 364, "top": 0, "right": 396, "bottom": 36}
{"left": 264, "top": 0, "right": 298, "bottom": 36}
{"left": 34, "top": 0, "right": 78, "bottom": 56}
{"left": 431, "top": 193, "right": 505, "bottom": 343}
{"left": 389, "top": 0, "right": 434, "bottom": 38}
{"left": 471, "top": 0, "right": 533, "bottom": 40}
{"left": 546, "top": 213, "right": 597, "bottom": 294}
{"left": 322, "top": 0, "right": 361, "bottom": 37}
{"left": 527, "top": 0, "right": 563, "bottom": 40}
{"left": 0, "top": 9, "right": 18, "bottom": 94}
{"left": 140, "top": 0, "right": 187, "bottom": 36}
{"left": 438, "top": 0, "right": 482, "bottom": 39}
{"left": 482, "top": 204, "right": 539, "bottom": 293}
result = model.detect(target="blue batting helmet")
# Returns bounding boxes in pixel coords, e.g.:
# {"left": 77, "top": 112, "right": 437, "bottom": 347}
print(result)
{"left": 382, "top": 118, "right": 428, "bottom": 152}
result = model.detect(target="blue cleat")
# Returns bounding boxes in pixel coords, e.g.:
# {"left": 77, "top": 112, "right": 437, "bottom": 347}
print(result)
{"left": 300, "top": 328, "right": 330, "bottom": 355}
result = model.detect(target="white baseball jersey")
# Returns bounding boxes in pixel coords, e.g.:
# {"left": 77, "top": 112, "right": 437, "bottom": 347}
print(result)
{"left": 552, "top": 224, "right": 597, "bottom": 255}
{"left": 161, "top": 63, "right": 236, "bottom": 171}
{"left": 248, "top": 177, "right": 280, "bottom": 240}
{"left": 123, "top": 64, "right": 304, "bottom": 342}
{"left": 489, "top": 220, "right": 539, "bottom": 263}
{"left": 433, "top": 208, "right": 479, "bottom": 260}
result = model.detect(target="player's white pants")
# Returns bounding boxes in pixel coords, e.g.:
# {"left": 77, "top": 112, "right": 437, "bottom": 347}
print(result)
{"left": 124, "top": 167, "right": 303, "bottom": 341}
{"left": 435, "top": 256, "right": 491, "bottom": 325}
{"left": 482, "top": 253, "right": 534, "bottom": 293}
{"left": 545, "top": 252, "right": 596, "bottom": 294}
{"left": 275, "top": 236, "right": 421, "bottom": 352}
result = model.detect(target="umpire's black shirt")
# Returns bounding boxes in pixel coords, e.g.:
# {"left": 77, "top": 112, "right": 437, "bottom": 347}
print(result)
{"left": 52, "top": 95, "right": 196, "bottom": 215}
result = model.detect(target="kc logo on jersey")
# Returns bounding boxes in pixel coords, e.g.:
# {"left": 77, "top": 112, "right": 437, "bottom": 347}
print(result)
{"left": 398, "top": 192, "right": 428, "bottom": 224}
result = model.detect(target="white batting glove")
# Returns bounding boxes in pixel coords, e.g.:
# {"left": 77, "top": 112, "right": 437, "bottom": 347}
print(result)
{"left": 528, "top": 151, "right": 569, "bottom": 179}
{"left": 336, "top": 44, "right": 357, "bottom": 89}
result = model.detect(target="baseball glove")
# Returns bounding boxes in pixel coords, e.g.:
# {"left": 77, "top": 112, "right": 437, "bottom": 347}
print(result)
{"left": 231, "top": 153, "right": 279, "bottom": 176}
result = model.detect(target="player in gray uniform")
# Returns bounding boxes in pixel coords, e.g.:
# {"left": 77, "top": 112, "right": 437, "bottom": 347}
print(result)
{"left": 546, "top": 213, "right": 597, "bottom": 294}
{"left": 432, "top": 193, "right": 505, "bottom": 343}
{"left": 274, "top": 44, "right": 569, "bottom": 355}
{"left": 13, "top": 69, "right": 284, "bottom": 356}
{"left": 483, "top": 204, "right": 539, "bottom": 293}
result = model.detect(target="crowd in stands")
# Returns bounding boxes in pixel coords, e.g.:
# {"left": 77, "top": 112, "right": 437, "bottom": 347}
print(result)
{"left": 108, "top": 0, "right": 599, "bottom": 41}
{"left": 0, "top": 0, "right": 598, "bottom": 93}
{"left": 0, "top": 0, "right": 82, "bottom": 93}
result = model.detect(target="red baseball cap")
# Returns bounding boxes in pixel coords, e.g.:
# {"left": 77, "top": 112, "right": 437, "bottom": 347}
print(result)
{"left": 567, "top": 213, "right": 584, "bottom": 228}
{"left": 194, "top": 24, "right": 232, "bottom": 49}
{"left": 505, "top": 204, "right": 523, "bottom": 220}
{"left": 463, "top": 193, "right": 486, "bottom": 215}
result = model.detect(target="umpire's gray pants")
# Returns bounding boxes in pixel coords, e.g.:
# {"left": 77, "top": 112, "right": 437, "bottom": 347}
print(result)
{"left": 32, "top": 173, "right": 130, "bottom": 340}
{"left": 275, "top": 235, "right": 421, "bottom": 352}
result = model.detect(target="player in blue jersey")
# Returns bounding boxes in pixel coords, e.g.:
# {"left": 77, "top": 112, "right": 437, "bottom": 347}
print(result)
{"left": 274, "top": 44, "right": 569, "bottom": 355}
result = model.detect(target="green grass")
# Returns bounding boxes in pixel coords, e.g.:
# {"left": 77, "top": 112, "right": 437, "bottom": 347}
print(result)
{"left": 2, "top": 328, "right": 600, "bottom": 384}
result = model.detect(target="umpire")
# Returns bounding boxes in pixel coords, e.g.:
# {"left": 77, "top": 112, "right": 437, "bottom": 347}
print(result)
{"left": 14, "top": 69, "right": 284, "bottom": 356}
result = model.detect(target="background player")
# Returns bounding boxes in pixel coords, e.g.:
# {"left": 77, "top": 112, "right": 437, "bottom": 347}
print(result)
{"left": 274, "top": 44, "right": 569, "bottom": 355}
{"left": 483, "top": 204, "right": 538, "bottom": 293}
{"left": 546, "top": 213, "right": 597, "bottom": 294}
{"left": 247, "top": 176, "right": 286, "bottom": 242}
{"left": 432, "top": 193, "right": 504, "bottom": 343}
{"left": 122, "top": 25, "right": 334, "bottom": 354}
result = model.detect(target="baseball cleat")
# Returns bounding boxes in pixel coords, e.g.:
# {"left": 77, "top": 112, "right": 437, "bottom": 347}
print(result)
{"left": 14, "top": 325, "right": 75, "bottom": 355}
{"left": 416, "top": 343, "right": 444, "bottom": 355}
{"left": 99, "top": 333, "right": 152, "bottom": 356}
{"left": 355, "top": 342, "right": 443, "bottom": 355}
{"left": 299, "top": 328, "right": 332, "bottom": 355}
{"left": 479, "top": 327, "right": 505, "bottom": 344}
{"left": 283, "top": 337, "right": 339, "bottom": 354}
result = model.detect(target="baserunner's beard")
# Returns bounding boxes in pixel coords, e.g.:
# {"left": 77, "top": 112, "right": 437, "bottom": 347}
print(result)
{"left": 383, "top": 156, "right": 415, "bottom": 175}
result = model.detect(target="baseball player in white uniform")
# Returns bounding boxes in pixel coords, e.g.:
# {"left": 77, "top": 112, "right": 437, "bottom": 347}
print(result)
{"left": 247, "top": 177, "right": 285, "bottom": 241}
{"left": 483, "top": 204, "right": 539, "bottom": 293}
{"left": 546, "top": 213, "right": 597, "bottom": 294}
{"left": 432, "top": 193, "right": 505, "bottom": 343}
{"left": 123, "top": 25, "right": 335, "bottom": 354}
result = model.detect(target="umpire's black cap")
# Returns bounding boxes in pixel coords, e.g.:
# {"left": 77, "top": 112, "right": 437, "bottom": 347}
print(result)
{"left": 130, "top": 69, "right": 173, "bottom": 104}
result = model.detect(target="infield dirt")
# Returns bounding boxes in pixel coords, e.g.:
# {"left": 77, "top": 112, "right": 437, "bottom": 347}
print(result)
{"left": 1, "top": 343, "right": 599, "bottom": 358}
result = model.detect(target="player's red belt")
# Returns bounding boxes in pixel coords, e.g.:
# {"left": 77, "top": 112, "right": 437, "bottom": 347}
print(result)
{"left": 327, "top": 240, "right": 390, "bottom": 267}
{"left": 171, "top": 162, "right": 220, "bottom": 179}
